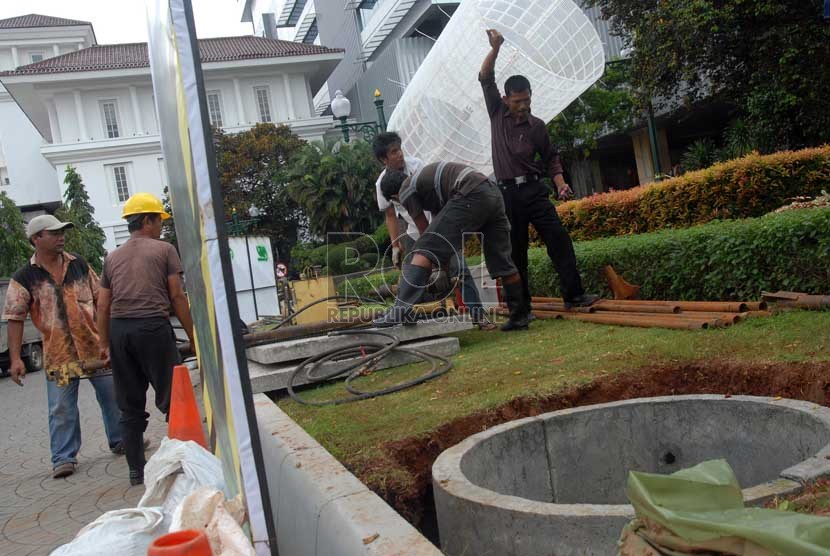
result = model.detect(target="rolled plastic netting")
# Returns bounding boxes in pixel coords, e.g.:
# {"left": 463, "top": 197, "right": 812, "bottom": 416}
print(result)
{"left": 388, "top": 0, "right": 605, "bottom": 176}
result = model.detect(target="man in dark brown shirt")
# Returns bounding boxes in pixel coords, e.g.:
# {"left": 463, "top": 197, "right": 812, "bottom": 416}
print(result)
{"left": 375, "top": 162, "right": 529, "bottom": 331}
{"left": 480, "top": 29, "right": 597, "bottom": 311}
{"left": 97, "top": 192, "right": 194, "bottom": 485}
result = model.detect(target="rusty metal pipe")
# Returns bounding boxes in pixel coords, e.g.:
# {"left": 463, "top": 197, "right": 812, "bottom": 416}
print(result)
{"left": 531, "top": 296, "right": 757, "bottom": 314}
{"left": 590, "top": 311, "right": 729, "bottom": 327}
{"left": 601, "top": 300, "right": 750, "bottom": 313}
{"left": 501, "top": 307, "right": 711, "bottom": 328}
{"left": 531, "top": 296, "right": 565, "bottom": 304}
{"left": 594, "top": 301, "right": 680, "bottom": 314}
{"left": 521, "top": 308, "right": 715, "bottom": 327}
{"left": 576, "top": 311, "right": 722, "bottom": 324}
{"left": 549, "top": 312, "right": 710, "bottom": 330}
{"left": 531, "top": 302, "right": 596, "bottom": 313}
{"left": 495, "top": 308, "right": 563, "bottom": 320}
{"left": 744, "top": 301, "right": 768, "bottom": 311}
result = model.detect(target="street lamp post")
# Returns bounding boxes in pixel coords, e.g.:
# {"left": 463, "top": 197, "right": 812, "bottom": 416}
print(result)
{"left": 331, "top": 89, "right": 386, "bottom": 143}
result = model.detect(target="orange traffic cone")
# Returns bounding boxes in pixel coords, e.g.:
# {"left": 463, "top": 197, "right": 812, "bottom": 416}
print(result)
{"left": 148, "top": 529, "right": 212, "bottom": 555}
{"left": 168, "top": 365, "right": 207, "bottom": 448}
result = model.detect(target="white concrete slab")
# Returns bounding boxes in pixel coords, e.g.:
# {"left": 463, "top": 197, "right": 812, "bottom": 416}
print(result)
{"left": 246, "top": 318, "right": 471, "bottom": 365}
{"left": 247, "top": 336, "right": 460, "bottom": 394}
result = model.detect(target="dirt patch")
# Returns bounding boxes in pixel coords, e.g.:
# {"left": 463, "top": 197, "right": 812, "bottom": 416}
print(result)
{"left": 360, "top": 359, "right": 830, "bottom": 527}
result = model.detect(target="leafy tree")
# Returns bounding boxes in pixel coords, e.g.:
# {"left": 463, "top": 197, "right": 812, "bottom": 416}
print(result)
{"left": 213, "top": 123, "right": 306, "bottom": 259}
{"left": 547, "top": 62, "right": 636, "bottom": 164}
{"left": 160, "top": 186, "right": 177, "bottom": 248}
{"left": 55, "top": 166, "right": 107, "bottom": 272}
{"left": 0, "top": 191, "right": 31, "bottom": 277}
{"left": 286, "top": 138, "right": 384, "bottom": 241}
{"left": 586, "top": 0, "right": 830, "bottom": 152}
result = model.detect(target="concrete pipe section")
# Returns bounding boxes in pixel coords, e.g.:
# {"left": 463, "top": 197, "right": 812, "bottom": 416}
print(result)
{"left": 432, "top": 395, "right": 830, "bottom": 556}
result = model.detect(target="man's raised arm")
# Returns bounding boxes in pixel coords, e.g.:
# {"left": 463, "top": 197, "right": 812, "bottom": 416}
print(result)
{"left": 480, "top": 29, "right": 505, "bottom": 116}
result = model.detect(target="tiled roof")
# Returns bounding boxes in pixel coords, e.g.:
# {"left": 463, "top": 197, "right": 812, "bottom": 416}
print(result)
{"left": 0, "top": 14, "right": 92, "bottom": 29}
{"left": 1, "top": 35, "right": 343, "bottom": 76}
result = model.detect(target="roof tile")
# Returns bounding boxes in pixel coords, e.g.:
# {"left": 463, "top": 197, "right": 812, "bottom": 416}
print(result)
{"left": 0, "top": 14, "right": 92, "bottom": 29}
{"left": 1, "top": 35, "right": 342, "bottom": 76}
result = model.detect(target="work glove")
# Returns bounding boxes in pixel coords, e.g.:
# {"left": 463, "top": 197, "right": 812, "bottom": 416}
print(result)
{"left": 392, "top": 246, "right": 402, "bottom": 268}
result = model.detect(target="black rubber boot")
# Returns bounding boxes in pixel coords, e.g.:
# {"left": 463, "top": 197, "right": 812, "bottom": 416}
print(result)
{"left": 373, "top": 264, "right": 431, "bottom": 327}
{"left": 123, "top": 427, "right": 146, "bottom": 485}
{"left": 500, "top": 281, "right": 530, "bottom": 331}
{"left": 564, "top": 293, "right": 600, "bottom": 309}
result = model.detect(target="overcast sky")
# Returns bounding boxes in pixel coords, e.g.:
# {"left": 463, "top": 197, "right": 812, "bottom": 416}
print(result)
{"left": 0, "top": 1, "right": 253, "bottom": 44}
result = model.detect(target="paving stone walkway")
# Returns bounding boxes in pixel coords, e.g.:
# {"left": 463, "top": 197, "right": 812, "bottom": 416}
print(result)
{"left": 0, "top": 370, "right": 167, "bottom": 555}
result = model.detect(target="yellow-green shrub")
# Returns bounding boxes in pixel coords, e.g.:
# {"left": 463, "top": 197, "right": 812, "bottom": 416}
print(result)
{"left": 556, "top": 146, "right": 830, "bottom": 241}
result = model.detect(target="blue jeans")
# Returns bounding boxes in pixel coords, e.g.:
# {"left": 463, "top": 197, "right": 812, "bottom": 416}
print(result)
{"left": 457, "top": 261, "right": 486, "bottom": 322}
{"left": 46, "top": 374, "right": 123, "bottom": 469}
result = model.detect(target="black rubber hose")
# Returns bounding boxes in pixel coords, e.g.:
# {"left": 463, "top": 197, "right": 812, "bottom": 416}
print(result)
{"left": 286, "top": 329, "right": 452, "bottom": 406}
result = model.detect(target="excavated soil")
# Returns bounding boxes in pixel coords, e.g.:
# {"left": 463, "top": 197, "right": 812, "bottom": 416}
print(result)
{"left": 358, "top": 359, "right": 830, "bottom": 529}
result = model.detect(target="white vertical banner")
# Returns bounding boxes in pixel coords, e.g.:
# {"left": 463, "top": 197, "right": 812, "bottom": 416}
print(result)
{"left": 145, "top": 0, "right": 276, "bottom": 553}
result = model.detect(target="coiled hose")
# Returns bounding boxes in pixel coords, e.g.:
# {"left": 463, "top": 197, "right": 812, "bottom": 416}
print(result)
{"left": 179, "top": 294, "right": 454, "bottom": 405}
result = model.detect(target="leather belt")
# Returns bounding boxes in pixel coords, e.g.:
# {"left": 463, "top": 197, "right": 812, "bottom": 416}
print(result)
{"left": 498, "top": 173, "right": 540, "bottom": 186}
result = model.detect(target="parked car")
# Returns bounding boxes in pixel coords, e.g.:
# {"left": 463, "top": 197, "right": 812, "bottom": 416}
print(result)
{"left": 0, "top": 279, "right": 43, "bottom": 376}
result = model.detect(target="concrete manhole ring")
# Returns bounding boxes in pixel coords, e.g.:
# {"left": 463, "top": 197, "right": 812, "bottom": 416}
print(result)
{"left": 432, "top": 395, "right": 830, "bottom": 556}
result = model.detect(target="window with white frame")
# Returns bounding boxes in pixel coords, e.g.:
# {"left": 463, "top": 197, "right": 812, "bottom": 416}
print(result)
{"left": 109, "top": 164, "right": 131, "bottom": 203}
{"left": 206, "top": 91, "right": 224, "bottom": 128}
{"left": 29, "top": 51, "right": 44, "bottom": 63}
{"left": 254, "top": 86, "right": 272, "bottom": 123}
{"left": 100, "top": 100, "right": 121, "bottom": 138}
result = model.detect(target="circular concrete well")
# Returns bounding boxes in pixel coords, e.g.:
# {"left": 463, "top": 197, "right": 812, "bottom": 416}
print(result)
{"left": 432, "top": 395, "right": 830, "bottom": 556}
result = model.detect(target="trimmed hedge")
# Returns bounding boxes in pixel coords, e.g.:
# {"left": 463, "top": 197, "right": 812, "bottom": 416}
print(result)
{"left": 531, "top": 207, "right": 830, "bottom": 301}
{"left": 290, "top": 223, "right": 391, "bottom": 274}
{"left": 555, "top": 146, "right": 830, "bottom": 241}
{"left": 340, "top": 208, "right": 830, "bottom": 301}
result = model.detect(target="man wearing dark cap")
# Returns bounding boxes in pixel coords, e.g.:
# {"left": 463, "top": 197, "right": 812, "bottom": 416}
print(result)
{"left": 2, "top": 215, "right": 123, "bottom": 479}
{"left": 96, "top": 192, "right": 194, "bottom": 486}
{"left": 480, "top": 29, "right": 598, "bottom": 311}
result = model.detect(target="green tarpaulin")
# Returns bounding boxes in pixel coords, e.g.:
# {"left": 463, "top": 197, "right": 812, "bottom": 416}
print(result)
{"left": 619, "top": 459, "right": 830, "bottom": 556}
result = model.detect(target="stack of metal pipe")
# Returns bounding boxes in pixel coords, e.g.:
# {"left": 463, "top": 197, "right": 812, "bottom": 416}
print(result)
{"left": 496, "top": 297, "right": 770, "bottom": 330}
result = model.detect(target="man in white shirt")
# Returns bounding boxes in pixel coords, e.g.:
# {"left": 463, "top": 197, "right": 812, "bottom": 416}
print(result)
{"left": 373, "top": 132, "right": 494, "bottom": 330}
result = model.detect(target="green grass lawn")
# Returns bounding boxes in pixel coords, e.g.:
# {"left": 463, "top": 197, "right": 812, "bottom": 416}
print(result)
{"left": 276, "top": 311, "right": 830, "bottom": 476}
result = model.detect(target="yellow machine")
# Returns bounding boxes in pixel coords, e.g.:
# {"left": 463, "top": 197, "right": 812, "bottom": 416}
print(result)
{"left": 282, "top": 266, "right": 337, "bottom": 324}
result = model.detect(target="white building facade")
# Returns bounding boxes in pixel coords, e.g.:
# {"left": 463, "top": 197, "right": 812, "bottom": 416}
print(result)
{"left": 0, "top": 14, "right": 96, "bottom": 216}
{"left": 1, "top": 15, "right": 343, "bottom": 251}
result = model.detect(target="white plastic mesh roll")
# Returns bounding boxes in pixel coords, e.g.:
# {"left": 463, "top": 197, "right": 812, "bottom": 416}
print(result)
{"left": 388, "top": 0, "right": 606, "bottom": 176}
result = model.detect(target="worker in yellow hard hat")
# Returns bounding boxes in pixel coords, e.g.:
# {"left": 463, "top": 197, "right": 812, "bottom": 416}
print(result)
{"left": 96, "top": 192, "right": 193, "bottom": 486}
{"left": 121, "top": 191, "right": 171, "bottom": 220}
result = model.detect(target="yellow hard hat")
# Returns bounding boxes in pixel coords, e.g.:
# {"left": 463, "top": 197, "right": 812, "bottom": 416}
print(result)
{"left": 122, "top": 192, "right": 171, "bottom": 220}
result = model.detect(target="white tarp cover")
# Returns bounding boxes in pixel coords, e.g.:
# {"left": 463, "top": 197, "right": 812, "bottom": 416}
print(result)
{"left": 389, "top": 0, "right": 605, "bottom": 176}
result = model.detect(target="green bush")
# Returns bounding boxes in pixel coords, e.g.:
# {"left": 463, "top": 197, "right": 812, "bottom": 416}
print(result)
{"left": 554, "top": 146, "right": 830, "bottom": 241}
{"left": 530, "top": 207, "right": 830, "bottom": 301}
{"left": 360, "top": 252, "right": 379, "bottom": 267}
{"left": 325, "top": 244, "right": 368, "bottom": 275}
{"left": 291, "top": 222, "right": 392, "bottom": 276}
